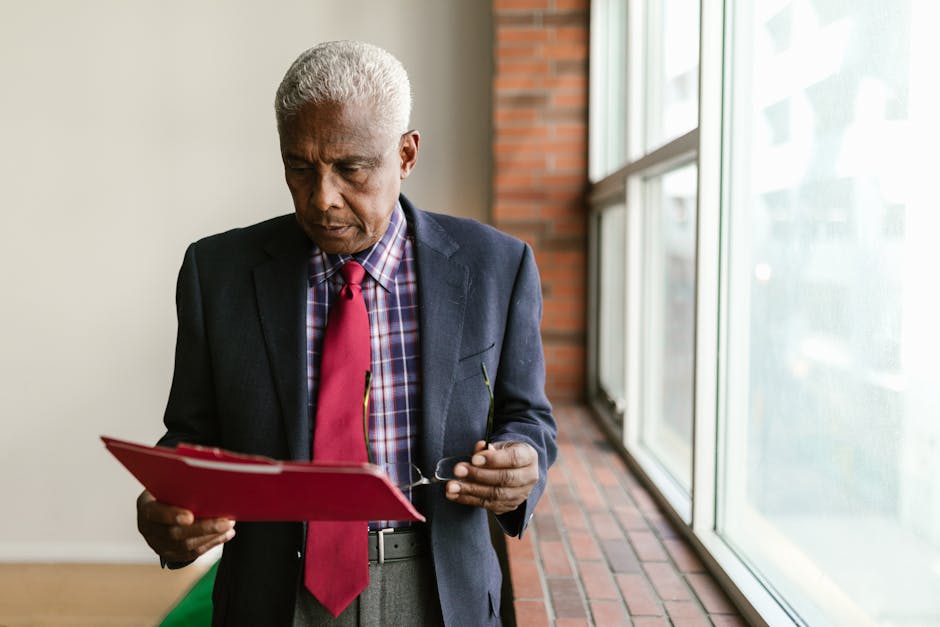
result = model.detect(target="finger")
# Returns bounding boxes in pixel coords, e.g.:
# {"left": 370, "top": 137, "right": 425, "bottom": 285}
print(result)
{"left": 162, "top": 527, "right": 236, "bottom": 562}
{"left": 470, "top": 442, "right": 536, "bottom": 469}
{"left": 141, "top": 516, "right": 234, "bottom": 553}
{"left": 445, "top": 480, "right": 525, "bottom": 514}
{"left": 446, "top": 478, "right": 525, "bottom": 504}
{"left": 453, "top": 442, "right": 537, "bottom": 481}
{"left": 167, "top": 518, "right": 236, "bottom": 540}
{"left": 137, "top": 490, "right": 155, "bottom": 507}
{"left": 179, "top": 528, "right": 236, "bottom": 554}
{"left": 140, "top": 498, "right": 198, "bottom": 526}
{"left": 457, "top": 463, "right": 537, "bottom": 488}
{"left": 194, "top": 527, "right": 236, "bottom": 554}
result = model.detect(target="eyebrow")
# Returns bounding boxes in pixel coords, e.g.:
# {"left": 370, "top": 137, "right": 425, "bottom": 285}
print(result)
{"left": 335, "top": 155, "right": 381, "bottom": 168}
{"left": 281, "top": 152, "right": 381, "bottom": 167}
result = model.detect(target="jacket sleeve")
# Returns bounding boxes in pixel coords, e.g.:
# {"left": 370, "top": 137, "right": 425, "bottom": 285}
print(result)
{"left": 489, "top": 243, "right": 557, "bottom": 537}
{"left": 157, "top": 242, "right": 220, "bottom": 449}
{"left": 153, "top": 244, "right": 222, "bottom": 570}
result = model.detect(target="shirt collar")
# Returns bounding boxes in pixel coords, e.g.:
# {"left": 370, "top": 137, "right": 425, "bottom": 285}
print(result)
{"left": 307, "top": 201, "right": 408, "bottom": 292}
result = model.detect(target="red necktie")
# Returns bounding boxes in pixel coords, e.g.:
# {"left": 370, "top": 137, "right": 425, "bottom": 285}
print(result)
{"left": 305, "top": 260, "right": 370, "bottom": 617}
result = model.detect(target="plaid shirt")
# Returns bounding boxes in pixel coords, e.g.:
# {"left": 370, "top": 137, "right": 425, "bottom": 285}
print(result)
{"left": 306, "top": 203, "right": 421, "bottom": 527}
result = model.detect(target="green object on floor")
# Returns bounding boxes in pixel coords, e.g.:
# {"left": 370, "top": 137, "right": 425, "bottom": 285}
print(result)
{"left": 160, "top": 561, "right": 218, "bottom": 626}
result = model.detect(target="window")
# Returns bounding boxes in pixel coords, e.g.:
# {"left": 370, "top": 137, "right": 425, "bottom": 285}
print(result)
{"left": 643, "top": 0, "right": 699, "bottom": 151}
{"left": 640, "top": 163, "right": 697, "bottom": 493}
{"left": 597, "top": 203, "right": 627, "bottom": 405}
{"left": 719, "top": 2, "right": 940, "bottom": 624}
{"left": 589, "top": 0, "right": 700, "bottom": 516}
{"left": 589, "top": 0, "right": 940, "bottom": 625}
{"left": 589, "top": 0, "right": 629, "bottom": 180}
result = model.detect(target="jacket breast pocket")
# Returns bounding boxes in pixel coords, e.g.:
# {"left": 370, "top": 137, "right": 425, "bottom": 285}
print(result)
{"left": 445, "top": 342, "right": 497, "bottom": 455}
{"left": 455, "top": 342, "right": 496, "bottom": 382}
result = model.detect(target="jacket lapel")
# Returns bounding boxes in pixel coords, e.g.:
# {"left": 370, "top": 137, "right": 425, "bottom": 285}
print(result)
{"left": 405, "top": 199, "right": 469, "bottom": 471}
{"left": 253, "top": 219, "right": 312, "bottom": 461}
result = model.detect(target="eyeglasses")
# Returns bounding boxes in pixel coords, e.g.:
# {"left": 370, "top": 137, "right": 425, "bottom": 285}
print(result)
{"left": 363, "top": 363, "right": 495, "bottom": 490}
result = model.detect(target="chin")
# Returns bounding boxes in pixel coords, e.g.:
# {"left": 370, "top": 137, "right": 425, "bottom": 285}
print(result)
{"left": 312, "top": 236, "right": 371, "bottom": 256}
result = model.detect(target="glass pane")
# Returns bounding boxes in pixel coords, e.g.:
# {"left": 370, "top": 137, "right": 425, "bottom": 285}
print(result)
{"left": 721, "top": 2, "right": 940, "bottom": 625}
{"left": 590, "top": 0, "right": 628, "bottom": 179}
{"left": 645, "top": 0, "right": 700, "bottom": 151}
{"left": 640, "top": 163, "right": 697, "bottom": 491}
{"left": 604, "top": 0, "right": 627, "bottom": 172}
{"left": 598, "top": 204, "right": 627, "bottom": 404}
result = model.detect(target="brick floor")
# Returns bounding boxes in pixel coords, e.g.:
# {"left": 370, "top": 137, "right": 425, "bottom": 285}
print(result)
{"left": 506, "top": 405, "right": 744, "bottom": 626}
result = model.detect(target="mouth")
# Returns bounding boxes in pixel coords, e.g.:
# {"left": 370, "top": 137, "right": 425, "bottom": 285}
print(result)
{"left": 314, "top": 224, "right": 351, "bottom": 233}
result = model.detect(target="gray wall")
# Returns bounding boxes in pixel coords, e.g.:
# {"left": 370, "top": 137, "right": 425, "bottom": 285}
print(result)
{"left": 0, "top": 0, "right": 491, "bottom": 561}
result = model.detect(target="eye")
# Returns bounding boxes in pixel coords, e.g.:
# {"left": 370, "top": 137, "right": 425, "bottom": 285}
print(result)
{"left": 336, "top": 163, "right": 364, "bottom": 175}
{"left": 286, "top": 161, "right": 312, "bottom": 171}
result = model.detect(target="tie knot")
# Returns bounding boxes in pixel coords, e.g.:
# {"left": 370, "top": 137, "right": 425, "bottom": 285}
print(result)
{"left": 341, "top": 260, "right": 366, "bottom": 287}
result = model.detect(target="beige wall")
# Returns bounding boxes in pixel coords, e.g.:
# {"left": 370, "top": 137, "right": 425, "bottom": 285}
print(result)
{"left": 0, "top": 0, "right": 491, "bottom": 561}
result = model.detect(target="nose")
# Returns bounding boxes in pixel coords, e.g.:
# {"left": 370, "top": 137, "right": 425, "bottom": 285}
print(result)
{"left": 310, "top": 172, "right": 343, "bottom": 212}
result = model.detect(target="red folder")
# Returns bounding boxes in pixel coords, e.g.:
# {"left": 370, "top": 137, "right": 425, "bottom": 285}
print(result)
{"left": 102, "top": 436, "right": 424, "bottom": 523}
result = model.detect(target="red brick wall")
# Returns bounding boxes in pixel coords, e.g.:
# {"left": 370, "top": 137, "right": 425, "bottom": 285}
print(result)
{"left": 492, "top": 0, "right": 590, "bottom": 402}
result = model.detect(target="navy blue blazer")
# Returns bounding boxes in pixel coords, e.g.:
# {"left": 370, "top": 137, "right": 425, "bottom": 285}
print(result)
{"left": 158, "top": 195, "right": 557, "bottom": 626}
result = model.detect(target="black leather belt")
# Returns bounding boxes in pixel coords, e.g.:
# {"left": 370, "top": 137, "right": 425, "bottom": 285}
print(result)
{"left": 367, "top": 527, "right": 429, "bottom": 564}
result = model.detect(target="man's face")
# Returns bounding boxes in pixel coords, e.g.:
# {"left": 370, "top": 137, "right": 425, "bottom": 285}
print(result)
{"left": 279, "top": 101, "right": 418, "bottom": 254}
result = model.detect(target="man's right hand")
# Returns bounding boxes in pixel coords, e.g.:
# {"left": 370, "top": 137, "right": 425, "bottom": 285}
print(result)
{"left": 137, "top": 490, "right": 236, "bottom": 563}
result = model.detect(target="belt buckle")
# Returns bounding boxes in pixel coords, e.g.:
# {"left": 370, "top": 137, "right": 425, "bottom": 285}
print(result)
{"left": 377, "top": 528, "right": 394, "bottom": 564}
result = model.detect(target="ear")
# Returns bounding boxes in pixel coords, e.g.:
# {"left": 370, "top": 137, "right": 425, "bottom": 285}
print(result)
{"left": 399, "top": 130, "right": 420, "bottom": 180}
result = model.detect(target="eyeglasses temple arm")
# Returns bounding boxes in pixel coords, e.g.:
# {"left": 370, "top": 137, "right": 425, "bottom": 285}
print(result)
{"left": 363, "top": 370, "right": 374, "bottom": 465}
{"left": 480, "top": 362, "right": 494, "bottom": 445}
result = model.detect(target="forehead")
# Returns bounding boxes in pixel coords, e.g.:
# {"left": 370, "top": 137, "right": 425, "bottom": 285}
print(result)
{"left": 279, "top": 101, "right": 388, "bottom": 155}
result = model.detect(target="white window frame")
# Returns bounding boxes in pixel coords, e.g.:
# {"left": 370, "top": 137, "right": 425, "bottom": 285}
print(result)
{"left": 587, "top": 1, "right": 808, "bottom": 625}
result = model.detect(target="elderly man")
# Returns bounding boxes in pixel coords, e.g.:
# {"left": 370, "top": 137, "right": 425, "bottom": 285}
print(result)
{"left": 136, "top": 41, "right": 556, "bottom": 626}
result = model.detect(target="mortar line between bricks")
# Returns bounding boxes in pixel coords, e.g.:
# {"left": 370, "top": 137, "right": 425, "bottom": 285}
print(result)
{"left": 541, "top": 441, "right": 583, "bottom": 624}
{"left": 558, "top": 526, "right": 594, "bottom": 625}
{"left": 566, "top": 414, "right": 641, "bottom": 537}
{"left": 569, "top": 408, "right": 710, "bottom": 622}
{"left": 568, "top": 419, "right": 617, "bottom": 514}
{"left": 555, "top": 413, "right": 606, "bottom": 626}
{"left": 568, "top": 407, "right": 664, "bottom": 621}
{"left": 527, "top": 521, "right": 556, "bottom": 624}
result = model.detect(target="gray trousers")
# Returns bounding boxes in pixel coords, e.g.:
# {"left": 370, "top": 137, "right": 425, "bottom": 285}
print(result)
{"left": 293, "top": 554, "right": 445, "bottom": 626}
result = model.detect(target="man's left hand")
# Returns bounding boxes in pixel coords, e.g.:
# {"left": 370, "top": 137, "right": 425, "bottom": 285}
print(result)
{"left": 445, "top": 440, "right": 538, "bottom": 515}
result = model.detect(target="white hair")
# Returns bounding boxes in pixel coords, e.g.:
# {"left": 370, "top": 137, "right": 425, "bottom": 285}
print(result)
{"left": 275, "top": 40, "right": 412, "bottom": 140}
